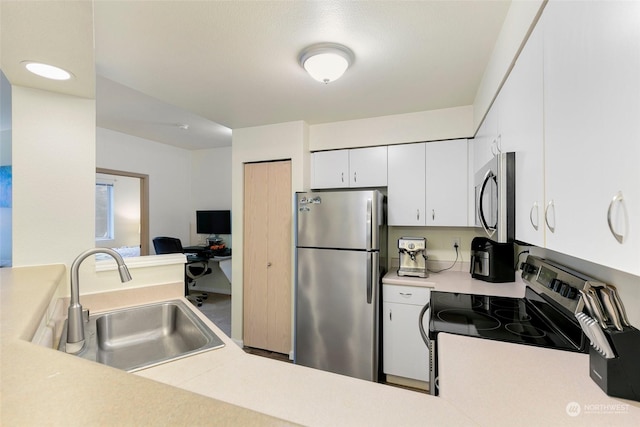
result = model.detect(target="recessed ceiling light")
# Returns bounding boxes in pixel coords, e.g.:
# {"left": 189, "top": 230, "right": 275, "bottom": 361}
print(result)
{"left": 299, "top": 43, "right": 355, "bottom": 84}
{"left": 22, "top": 61, "right": 73, "bottom": 81}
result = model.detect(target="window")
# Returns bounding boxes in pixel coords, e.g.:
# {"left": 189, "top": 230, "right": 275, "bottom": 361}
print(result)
{"left": 95, "top": 182, "right": 114, "bottom": 240}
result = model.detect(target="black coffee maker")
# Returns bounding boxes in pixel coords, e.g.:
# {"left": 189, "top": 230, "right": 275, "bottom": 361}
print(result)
{"left": 470, "top": 237, "right": 515, "bottom": 283}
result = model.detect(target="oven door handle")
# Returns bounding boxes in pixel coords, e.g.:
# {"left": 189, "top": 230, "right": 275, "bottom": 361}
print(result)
{"left": 418, "top": 301, "right": 430, "bottom": 351}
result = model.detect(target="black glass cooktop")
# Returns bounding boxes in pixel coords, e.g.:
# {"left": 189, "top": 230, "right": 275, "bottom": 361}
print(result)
{"left": 429, "top": 290, "right": 587, "bottom": 352}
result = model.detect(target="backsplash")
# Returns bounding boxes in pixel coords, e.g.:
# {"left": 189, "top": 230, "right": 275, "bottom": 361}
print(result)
{"left": 386, "top": 226, "right": 640, "bottom": 328}
{"left": 387, "top": 226, "right": 482, "bottom": 272}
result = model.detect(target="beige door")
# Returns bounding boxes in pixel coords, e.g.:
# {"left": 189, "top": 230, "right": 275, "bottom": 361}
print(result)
{"left": 243, "top": 160, "right": 292, "bottom": 354}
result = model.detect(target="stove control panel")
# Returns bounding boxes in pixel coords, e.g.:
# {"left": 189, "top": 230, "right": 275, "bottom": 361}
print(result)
{"left": 521, "top": 255, "right": 598, "bottom": 315}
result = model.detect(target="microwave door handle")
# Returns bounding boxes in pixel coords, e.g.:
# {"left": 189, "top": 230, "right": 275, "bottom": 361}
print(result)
{"left": 478, "top": 171, "right": 496, "bottom": 238}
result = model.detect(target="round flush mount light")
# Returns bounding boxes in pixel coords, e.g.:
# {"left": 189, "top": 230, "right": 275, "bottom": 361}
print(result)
{"left": 22, "top": 61, "right": 73, "bottom": 81}
{"left": 298, "top": 43, "right": 355, "bottom": 84}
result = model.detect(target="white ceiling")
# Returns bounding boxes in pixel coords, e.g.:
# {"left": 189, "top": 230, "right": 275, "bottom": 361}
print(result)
{"left": 2, "top": 1, "right": 512, "bottom": 150}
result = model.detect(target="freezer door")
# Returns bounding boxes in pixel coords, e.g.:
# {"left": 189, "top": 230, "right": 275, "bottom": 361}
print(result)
{"left": 295, "top": 248, "right": 379, "bottom": 381}
{"left": 296, "top": 190, "right": 382, "bottom": 250}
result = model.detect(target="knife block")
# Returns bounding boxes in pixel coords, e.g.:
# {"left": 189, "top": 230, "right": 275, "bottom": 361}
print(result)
{"left": 589, "top": 326, "right": 640, "bottom": 402}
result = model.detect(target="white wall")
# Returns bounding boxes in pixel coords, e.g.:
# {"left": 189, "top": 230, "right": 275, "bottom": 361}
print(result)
{"left": 472, "top": 0, "right": 545, "bottom": 132}
{"left": 12, "top": 86, "right": 96, "bottom": 267}
{"left": 309, "top": 106, "right": 473, "bottom": 151}
{"left": 189, "top": 145, "right": 232, "bottom": 245}
{"left": 96, "top": 127, "right": 192, "bottom": 251}
{"left": 231, "top": 121, "right": 309, "bottom": 344}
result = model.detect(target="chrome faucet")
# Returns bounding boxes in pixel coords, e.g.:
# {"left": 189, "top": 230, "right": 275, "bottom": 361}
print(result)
{"left": 65, "top": 248, "right": 132, "bottom": 354}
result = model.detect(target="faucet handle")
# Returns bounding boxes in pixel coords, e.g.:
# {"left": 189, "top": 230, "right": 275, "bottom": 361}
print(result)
{"left": 82, "top": 308, "right": 90, "bottom": 323}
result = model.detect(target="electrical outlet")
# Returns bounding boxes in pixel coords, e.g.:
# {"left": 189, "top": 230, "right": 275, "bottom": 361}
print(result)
{"left": 452, "top": 237, "right": 461, "bottom": 249}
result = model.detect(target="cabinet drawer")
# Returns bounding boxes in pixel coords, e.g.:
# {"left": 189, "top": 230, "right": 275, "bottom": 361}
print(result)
{"left": 383, "top": 285, "right": 430, "bottom": 305}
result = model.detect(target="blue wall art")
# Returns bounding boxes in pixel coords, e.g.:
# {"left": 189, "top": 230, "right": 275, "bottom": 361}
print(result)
{"left": 0, "top": 166, "right": 11, "bottom": 208}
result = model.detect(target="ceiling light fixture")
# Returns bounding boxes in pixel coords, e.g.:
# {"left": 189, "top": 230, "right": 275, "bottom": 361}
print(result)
{"left": 22, "top": 61, "right": 73, "bottom": 81}
{"left": 298, "top": 43, "right": 354, "bottom": 84}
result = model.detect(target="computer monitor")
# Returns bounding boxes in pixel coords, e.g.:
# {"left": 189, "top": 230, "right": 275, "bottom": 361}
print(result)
{"left": 196, "top": 210, "right": 231, "bottom": 235}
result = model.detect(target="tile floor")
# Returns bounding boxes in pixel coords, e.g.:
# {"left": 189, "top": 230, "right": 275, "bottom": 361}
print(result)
{"left": 194, "top": 292, "right": 291, "bottom": 363}
{"left": 194, "top": 291, "right": 425, "bottom": 392}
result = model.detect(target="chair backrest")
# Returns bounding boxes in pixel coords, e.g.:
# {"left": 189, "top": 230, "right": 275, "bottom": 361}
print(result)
{"left": 153, "top": 237, "right": 184, "bottom": 254}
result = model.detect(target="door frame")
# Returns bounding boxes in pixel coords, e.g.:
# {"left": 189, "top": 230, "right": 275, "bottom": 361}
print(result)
{"left": 96, "top": 168, "right": 150, "bottom": 256}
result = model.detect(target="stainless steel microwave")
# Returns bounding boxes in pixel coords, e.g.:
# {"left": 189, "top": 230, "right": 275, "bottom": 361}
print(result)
{"left": 474, "top": 152, "right": 515, "bottom": 242}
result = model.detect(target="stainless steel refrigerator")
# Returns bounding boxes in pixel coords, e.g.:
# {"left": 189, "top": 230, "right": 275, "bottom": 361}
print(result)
{"left": 294, "top": 190, "right": 386, "bottom": 381}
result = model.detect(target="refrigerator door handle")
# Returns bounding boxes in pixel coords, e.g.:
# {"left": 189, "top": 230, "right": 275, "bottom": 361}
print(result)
{"left": 367, "top": 252, "right": 378, "bottom": 304}
{"left": 366, "top": 198, "right": 372, "bottom": 251}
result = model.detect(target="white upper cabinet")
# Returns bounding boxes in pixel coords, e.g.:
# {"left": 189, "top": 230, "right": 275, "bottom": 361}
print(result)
{"left": 311, "top": 150, "right": 349, "bottom": 188}
{"left": 543, "top": 0, "right": 640, "bottom": 275}
{"left": 499, "top": 20, "right": 545, "bottom": 247}
{"left": 389, "top": 140, "right": 468, "bottom": 227}
{"left": 311, "top": 146, "right": 387, "bottom": 189}
{"left": 348, "top": 146, "right": 388, "bottom": 187}
{"left": 388, "top": 143, "right": 426, "bottom": 226}
{"left": 425, "top": 139, "right": 468, "bottom": 226}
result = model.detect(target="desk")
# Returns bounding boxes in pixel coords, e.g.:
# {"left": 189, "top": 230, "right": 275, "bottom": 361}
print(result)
{"left": 183, "top": 246, "right": 232, "bottom": 293}
{"left": 210, "top": 256, "right": 232, "bottom": 283}
{"left": 183, "top": 245, "right": 231, "bottom": 259}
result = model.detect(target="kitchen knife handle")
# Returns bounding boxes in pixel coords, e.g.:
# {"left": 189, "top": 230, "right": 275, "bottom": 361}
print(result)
{"left": 586, "top": 287, "right": 609, "bottom": 326}
{"left": 600, "top": 288, "right": 623, "bottom": 331}
{"left": 579, "top": 289, "right": 596, "bottom": 320}
{"left": 608, "top": 285, "right": 631, "bottom": 327}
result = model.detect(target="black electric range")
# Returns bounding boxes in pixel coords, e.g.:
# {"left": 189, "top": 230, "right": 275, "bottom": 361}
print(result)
{"left": 426, "top": 255, "right": 592, "bottom": 395}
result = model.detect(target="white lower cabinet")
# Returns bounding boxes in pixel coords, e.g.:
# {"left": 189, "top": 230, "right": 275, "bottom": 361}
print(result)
{"left": 382, "top": 285, "right": 430, "bottom": 384}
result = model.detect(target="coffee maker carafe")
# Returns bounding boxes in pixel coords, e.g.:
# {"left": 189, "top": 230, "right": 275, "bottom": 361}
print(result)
{"left": 398, "top": 237, "right": 427, "bottom": 278}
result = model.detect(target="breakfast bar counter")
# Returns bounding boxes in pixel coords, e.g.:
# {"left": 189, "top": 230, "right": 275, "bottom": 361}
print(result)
{"left": 2, "top": 265, "right": 639, "bottom": 426}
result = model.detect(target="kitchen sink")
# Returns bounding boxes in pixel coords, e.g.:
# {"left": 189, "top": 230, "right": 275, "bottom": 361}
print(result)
{"left": 58, "top": 299, "right": 225, "bottom": 372}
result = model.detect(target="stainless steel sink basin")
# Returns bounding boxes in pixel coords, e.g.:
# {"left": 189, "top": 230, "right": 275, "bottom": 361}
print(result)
{"left": 58, "top": 299, "right": 225, "bottom": 371}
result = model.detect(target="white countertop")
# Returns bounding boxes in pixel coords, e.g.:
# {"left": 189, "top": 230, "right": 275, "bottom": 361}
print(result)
{"left": 3, "top": 265, "right": 639, "bottom": 426}
{"left": 438, "top": 333, "right": 640, "bottom": 426}
{"left": 383, "top": 269, "right": 526, "bottom": 298}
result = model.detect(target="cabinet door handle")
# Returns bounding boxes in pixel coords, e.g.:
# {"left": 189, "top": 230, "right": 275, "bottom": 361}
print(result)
{"left": 416, "top": 209, "right": 420, "bottom": 221}
{"left": 432, "top": 209, "right": 435, "bottom": 221}
{"left": 607, "top": 191, "right": 627, "bottom": 244}
{"left": 389, "top": 309, "right": 392, "bottom": 321}
{"left": 341, "top": 172, "right": 344, "bottom": 183}
{"left": 354, "top": 171, "right": 357, "bottom": 183}
{"left": 544, "top": 200, "right": 556, "bottom": 233}
{"left": 399, "top": 292, "right": 412, "bottom": 298}
{"left": 267, "top": 262, "right": 272, "bottom": 267}
{"left": 529, "top": 202, "right": 539, "bottom": 231}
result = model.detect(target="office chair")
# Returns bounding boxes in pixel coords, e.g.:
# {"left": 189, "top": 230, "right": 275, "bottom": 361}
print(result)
{"left": 152, "top": 236, "right": 211, "bottom": 306}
